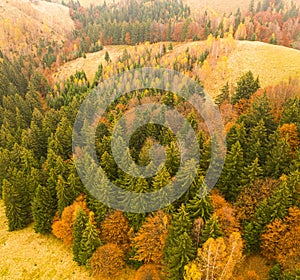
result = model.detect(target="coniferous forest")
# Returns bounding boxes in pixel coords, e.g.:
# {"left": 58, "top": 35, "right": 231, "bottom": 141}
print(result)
{"left": 0, "top": 0, "right": 300, "bottom": 279}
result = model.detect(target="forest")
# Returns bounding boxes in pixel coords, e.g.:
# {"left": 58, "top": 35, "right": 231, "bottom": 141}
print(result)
{"left": 0, "top": 0, "right": 300, "bottom": 279}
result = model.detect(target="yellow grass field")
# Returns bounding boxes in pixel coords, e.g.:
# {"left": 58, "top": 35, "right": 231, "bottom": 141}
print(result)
{"left": 0, "top": 200, "right": 93, "bottom": 279}
{"left": 54, "top": 40, "right": 300, "bottom": 98}
{"left": 0, "top": 200, "right": 136, "bottom": 279}
{"left": 0, "top": 0, "right": 74, "bottom": 55}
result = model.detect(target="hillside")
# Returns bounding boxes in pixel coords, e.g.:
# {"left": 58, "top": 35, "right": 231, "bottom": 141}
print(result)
{"left": 53, "top": 40, "right": 300, "bottom": 97}
{"left": 66, "top": 0, "right": 253, "bottom": 14}
{"left": 0, "top": 0, "right": 74, "bottom": 56}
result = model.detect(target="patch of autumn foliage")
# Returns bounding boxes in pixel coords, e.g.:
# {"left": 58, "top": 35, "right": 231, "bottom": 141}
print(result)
{"left": 52, "top": 194, "right": 89, "bottom": 245}
{"left": 90, "top": 243, "right": 125, "bottom": 280}
{"left": 235, "top": 178, "right": 279, "bottom": 222}
{"left": 132, "top": 210, "right": 171, "bottom": 264}
{"left": 100, "top": 210, "right": 132, "bottom": 253}
{"left": 211, "top": 191, "right": 240, "bottom": 237}
{"left": 134, "top": 264, "right": 163, "bottom": 280}
{"left": 279, "top": 123, "right": 300, "bottom": 152}
{"left": 261, "top": 206, "right": 300, "bottom": 271}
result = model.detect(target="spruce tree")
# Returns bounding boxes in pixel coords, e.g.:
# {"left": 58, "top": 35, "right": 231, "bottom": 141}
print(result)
{"left": 265, "top": 132, "right": 292, "bottom": 178}
{"left": 217, "top": 141, "right": 244, "bottom": 201}
{"left": 164, "top": 205, "right": 196, "bottom": 280}
{"left": 78, "top": 218, "right": 101, "bottom": 266}
{"left": 186, "top": 193, "right": 214, "bottom": 221}
{"left": 200, "top": 214, "right": 222, "bottom": 244}
{"left": 72, "top": 208, "right": 89, "bottom": 265}
{"left": 2, "top": 173, "right": 32, "bottom": 231}
{"left": 232, "top": 71, "right": 260, "bottom": 104}
{"left": 166, "top": 232, "right": 196, "bottom": 280}
{"left": 32, "top": 185, "right": 57, "bottom": 234}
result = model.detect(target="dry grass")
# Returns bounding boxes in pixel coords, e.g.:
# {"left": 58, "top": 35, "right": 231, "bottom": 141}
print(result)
{"left": 53, "top": 45, "right": 127, "bottom": 82}
{"left": 54, "top": 40, "right": 300, "bottom": 98}
{"left": 209, "top": 40, "right": 300, "bottom": 97}
{"left": 0, "top": 0, "right": 74, "bottom": 55}
{"left": 184, "top": 0, "right": 254, "bottom": 15}
{"left": 0, "top": 200, "right": 136, "bottom": 280}
{"left": 0, "top": 200, "right": 92, "bottom": 279}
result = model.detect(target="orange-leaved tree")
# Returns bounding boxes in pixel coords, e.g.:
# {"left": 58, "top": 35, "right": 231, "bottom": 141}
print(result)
{"left": 134, "top": 264, "right": 163, "bottom": 280}
{"left": 100, "top": 210, "right": 132, "bottom": 253}
{"left": 52, "top": 194, "right": 89, "bottom": 245}
{"left": 90, "top": 243, "right": 125, "bottom": 280}
{"left": 261, "top": 206, "right": 300, "bottom": 271}
{"left": 132, "top": 210, "right": 171, "bottom": 264}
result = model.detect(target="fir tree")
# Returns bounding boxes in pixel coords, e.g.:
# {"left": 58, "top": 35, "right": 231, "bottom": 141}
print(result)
{"left": 3, "top": 173, "right": 32, "bottom": 231}
{"left": 32, "top": 185, "right": 57, "bottom": 234}
{"left": 201, "top": 214, "right": 223, "bottom": 244}
{"left": 78, "top": 217, "right": 101, "bottom": 266}
{"left": 72, "top": 208, "right": 89, "bottom": 265}
{"left": 217, "top": 141, "right": 244, "bottom": 201}
{"left": 164, "top": 205, "right": 196, "bottom": 280}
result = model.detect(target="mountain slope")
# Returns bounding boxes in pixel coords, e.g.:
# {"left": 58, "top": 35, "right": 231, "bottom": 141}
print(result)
{"left": 53, "top": 40, "right": 300, "bottom": 97}
{"left": 0, "top": 0, "right": 74, "bottom": 56}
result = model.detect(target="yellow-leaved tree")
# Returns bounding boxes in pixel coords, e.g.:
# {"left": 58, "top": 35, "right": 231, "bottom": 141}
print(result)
{"left": 184, "top": 232, "right": 243, "bottom": 280}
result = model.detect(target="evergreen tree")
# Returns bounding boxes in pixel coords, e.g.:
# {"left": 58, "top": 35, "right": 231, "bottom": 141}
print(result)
{"left": 186, "top": 193, "right": 214, "bottom": 221}
{"left": 167, "top": 232, "right": 196, "bottom": 280}
{"left": 232, "top": 71, "right": 260, "bottom": 104}
{"left": 242, "top": 157, "right": 263, "bottom": 186}
{"left": 217, "top": 141, "right": 244, "bottom": 201}
{"left": 72, "top": 208, "right": 89, "bottom": 265}
{"left": 215, "top": 82, "right": 230, "bottom": 105}
{"left": 244, "top": 183, "right": 293, "bottom": 253}
{"left": 56, "top": 174, "right": 77, "bottom": 215}
{"left": 2, "top": 173, "right": 32, "bottom": 231}
{"left": 201, "top": 214, "right": 223, "bottom": 244}
{"left": 164, "top": 205, "right": 196, "bottom": 280}
{"left": 32, "top": 185, "right": 57, "bottom": 234}
{"left": 78, "top": 217, "right": 101, "bottom": 265}
{"left": 265, "top": 132, "right": 292, "bottom": 178}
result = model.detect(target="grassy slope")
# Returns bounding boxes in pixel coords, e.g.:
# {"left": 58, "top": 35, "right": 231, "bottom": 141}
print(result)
{"left": 53, "top": 45, "right": 127, "bottom": 82}
{"left": 0, "top": 0, "right": 74, "bottom": 55}
{"left": 54, "top": 41, "right": 300, "bottom": 97}
{"left": 0, "top": 200, "right": 93, "bottom": 280}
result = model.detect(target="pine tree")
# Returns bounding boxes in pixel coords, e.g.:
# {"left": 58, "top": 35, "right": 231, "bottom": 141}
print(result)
{"left": 72, "top": 208, "right": 89, "bottom": 265}
{"left": 78, "top": 217, "right": 101, "bottom": 265}
{"left": 201, "top": 214, "right": 223, "bottom": 244}
{"left": 232, "top": 71, "right": 260, "bottom": 104}
{"left": 32, "top": 185, "right": 57, "bottom": 234}
{"left": 2, "top": 172, "right": 32, "bottom": 231}
{"left": 186, "top": 192, "right": 214, "bottom": 221}
{"left": 217, "top": 141, "right": 244, "bottom": 201}
{"left": 164, "top": 205, "right": 196, "bottom": 280}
